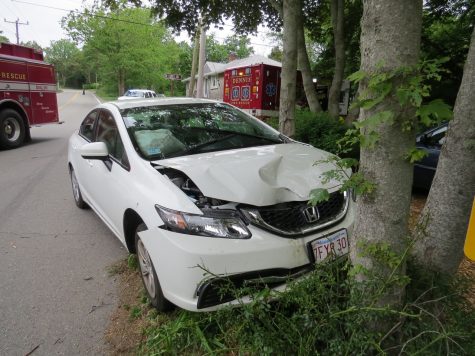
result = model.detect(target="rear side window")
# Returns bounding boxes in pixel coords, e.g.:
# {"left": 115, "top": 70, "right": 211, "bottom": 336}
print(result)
{"left": 79, "top": 110, "right": 98, "bottom": 141}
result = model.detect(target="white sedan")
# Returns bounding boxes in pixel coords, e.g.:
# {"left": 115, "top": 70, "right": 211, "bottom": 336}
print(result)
{"left": 68, "top": 98, "right": 354, "bottom": 312}
{"left": 118, "top": 89, "right": 161, "bottom": 100}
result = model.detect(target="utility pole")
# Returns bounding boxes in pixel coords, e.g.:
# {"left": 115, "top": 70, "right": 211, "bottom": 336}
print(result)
{"left": 196, "top": 21, "right": 207, "bottom": 98}
{"left": 4, "top": 18, "right": 29, "bottom": 44}
{"left": 188, "top": 26, "right": 200, "bottom": 97}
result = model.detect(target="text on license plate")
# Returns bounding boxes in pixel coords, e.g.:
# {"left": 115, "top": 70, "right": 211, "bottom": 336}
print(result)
{"left": 310, "top": 229, "right": 349, "bottom": 263}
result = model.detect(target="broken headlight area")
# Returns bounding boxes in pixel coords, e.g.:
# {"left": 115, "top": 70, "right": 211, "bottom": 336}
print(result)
{"left": 157, "top": 166, "right": 227, "bottom": 208}
{"left": 155, "top": 205, "right": 251, "bottom": 239}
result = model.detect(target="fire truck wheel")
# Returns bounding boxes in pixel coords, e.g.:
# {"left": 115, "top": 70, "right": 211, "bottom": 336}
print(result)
{"left": 0, "top": 109, "right": 26, "bottom": 149}
{"left": 69, "top": 167, "right": 88, "bottom": 209}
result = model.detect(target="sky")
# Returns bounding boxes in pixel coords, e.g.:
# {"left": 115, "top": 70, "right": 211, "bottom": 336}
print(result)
{"left": 0, "top": 0, "right": 274, "bottom": 56}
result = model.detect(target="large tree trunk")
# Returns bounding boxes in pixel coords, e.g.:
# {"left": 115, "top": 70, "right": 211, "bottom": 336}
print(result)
{"left": 296, "top": 3, "right": 322, "bottom": 113}
{"left": 279, "top": 0, "right": 299, "bottom": 137}
{"left": 350, "top": 0, "right": 423, "bottom": 305}
{"left": 412, "top": 27, "right": 475, "bottom": 274}
{"left": 328, "top": 0, "right": 345, "bottom": 118}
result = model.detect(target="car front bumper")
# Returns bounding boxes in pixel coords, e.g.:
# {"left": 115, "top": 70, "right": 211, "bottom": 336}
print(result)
{"left": 139, "top": 201, "right": 355, "bottom": 312}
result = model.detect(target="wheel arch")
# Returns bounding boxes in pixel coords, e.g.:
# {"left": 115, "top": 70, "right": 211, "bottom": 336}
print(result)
{"left": 123, "top": 208, "right": 146, "bottom": 253}
{"left": 0, "top": 100, "right": 31, "bottom": 139}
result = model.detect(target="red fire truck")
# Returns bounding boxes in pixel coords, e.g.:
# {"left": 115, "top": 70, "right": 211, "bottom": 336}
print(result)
{"left": 223, "top": 63, "right": 281, "bottom": 118}
{"left": 0, "top": 42, "right": 59, "bottom": 149}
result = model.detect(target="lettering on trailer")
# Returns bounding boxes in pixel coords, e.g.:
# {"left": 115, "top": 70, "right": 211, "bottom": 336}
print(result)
{"left": 0, "top": 71, "right": 27, "bottom": 81}
{"left": 0, "top": 81, "right": 56, "bottom": 92}
{"left": 232, "top": 76, "right": 252, "bottom": 84}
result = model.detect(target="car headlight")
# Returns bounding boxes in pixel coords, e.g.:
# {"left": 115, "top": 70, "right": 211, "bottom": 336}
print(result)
{"left": 155, "top": 205, "right": 251, "bottom": 239}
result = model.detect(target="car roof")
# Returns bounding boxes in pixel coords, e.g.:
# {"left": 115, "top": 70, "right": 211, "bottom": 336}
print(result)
{"left": 126, "top": 89, "right": 154, "bottom": 92}
{"left": 107, "top": 97, "right": 222, "bottom": 110}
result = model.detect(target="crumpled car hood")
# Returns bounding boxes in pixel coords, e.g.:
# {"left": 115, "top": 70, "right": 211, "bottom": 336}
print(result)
{"left": 154, "top": 143, "right": 343, "bottom": 206}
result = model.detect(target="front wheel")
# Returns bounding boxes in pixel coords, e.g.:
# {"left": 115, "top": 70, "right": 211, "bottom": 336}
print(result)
{"left": 69, "top": 167, "right": 87, "bottom": 209}
{"left": 0, "top": 109, "right": 26, "bottom": 149}
{"left": 135, "top": 223, "right": 173, "bottom": 312}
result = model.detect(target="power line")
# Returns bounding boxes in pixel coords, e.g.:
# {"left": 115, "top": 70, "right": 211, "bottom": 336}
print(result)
{"left": 11, "top": 0, "right": 276, "bottom": 38}
{"left": 12, "top": 0, "right": 156, "bottom": 27}
{"left": 4, "top": 0, "right": 22, "bottom": 19}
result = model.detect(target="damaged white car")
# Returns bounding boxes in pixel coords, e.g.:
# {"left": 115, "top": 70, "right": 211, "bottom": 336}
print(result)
{"left": 68, "top": 98, "right": 354, "bottom": 312}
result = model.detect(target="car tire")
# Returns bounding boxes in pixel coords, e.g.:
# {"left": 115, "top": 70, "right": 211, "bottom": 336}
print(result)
{"left": 135, "top": 223, "right": 173, "bottom": 312}
{"left": 0, "top": 109, "right": 26, "bottom": 149}
{"left": 69, "top": 167, "right": 88, "bottom": 209}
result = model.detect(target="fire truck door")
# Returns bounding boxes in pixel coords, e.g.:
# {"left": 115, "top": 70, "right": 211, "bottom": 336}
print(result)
{"left": 27, "top": 63, "right": 58, "bottom": 125}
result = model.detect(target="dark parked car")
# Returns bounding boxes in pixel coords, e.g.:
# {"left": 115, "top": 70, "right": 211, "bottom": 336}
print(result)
{"left": 413, "top": 123, "right": 448, "bottom": 190}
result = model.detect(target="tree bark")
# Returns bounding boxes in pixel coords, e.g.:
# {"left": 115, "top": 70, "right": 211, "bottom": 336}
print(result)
{"left": 328, "top": 0, "right": 345, "bottom": 118}
{"left": 296, "top": 2, "right": 322, "bottom": 113}
{"left": 279, "top": 0, "right": 299, "bottom": 137}
{"left": 350, "top": 0, "right": 423, "bottom": 305}
{"left": 118, "top": 69, "right": 125, "bottom": 96}
{"left": 189, "top": 27, "right": 200, "bottom": 97}
{"left": 412, "top": 27, "right": 475, "bottom": 274}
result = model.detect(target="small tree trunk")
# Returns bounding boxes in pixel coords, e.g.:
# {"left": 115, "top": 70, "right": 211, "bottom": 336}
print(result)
{"left": 279, "top": 0, "right": 299, "bottom": 137}
{"left": 328, "top": 0, "right": 345, "bottom": 118}
{"left": 297, "top": 3, "right": 322, "bottom": 113}
{"left": 351, "top": 0, "right": 423, "bottom": 306}
{"left": 412, "top": 27, "right": 475, "bottom": 274}
{"left": 189, "top": 27, "right": 200, "bottom": 97}
{"left": 118, "top": 69, "right": 125, "bottom": 95}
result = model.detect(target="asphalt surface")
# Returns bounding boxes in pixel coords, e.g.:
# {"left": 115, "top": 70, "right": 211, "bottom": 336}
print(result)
{"left": 0, "top": 90, "right": 126, "bottom": 355}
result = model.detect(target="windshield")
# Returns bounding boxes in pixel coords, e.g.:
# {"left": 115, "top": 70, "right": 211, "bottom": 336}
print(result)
{"left": 120, "top": 103, "right": 285, "bottom": 160}
{"left": 124, "top": 90, "right": 143, "bottom": 97}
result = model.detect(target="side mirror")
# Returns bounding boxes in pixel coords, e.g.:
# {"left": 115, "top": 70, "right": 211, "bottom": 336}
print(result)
{"left": 80, "top": 142, "right": 109, "bottom": 160}
{"left": 416, "top": 134, "right": 427, "bottom": 144}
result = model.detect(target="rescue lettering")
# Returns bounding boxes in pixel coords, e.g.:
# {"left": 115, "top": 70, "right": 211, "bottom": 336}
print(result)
{"left": 0, "top": 72, "right": 27, "bottom": 81}
{"left": 232, "top": 77, "right": 251, "bottom": 84}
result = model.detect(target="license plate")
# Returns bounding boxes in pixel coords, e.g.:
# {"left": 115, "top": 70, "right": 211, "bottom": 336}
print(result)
{"left": 310, "top": 229, "right": 349, "bottom": 263}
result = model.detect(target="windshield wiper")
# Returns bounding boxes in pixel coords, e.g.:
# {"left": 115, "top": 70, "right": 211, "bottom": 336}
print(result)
{"left": 181, "top": 127, "right": 283, "bottom": 144}
{"left": 183, "top": 133, "right": 237, "bottom": 155}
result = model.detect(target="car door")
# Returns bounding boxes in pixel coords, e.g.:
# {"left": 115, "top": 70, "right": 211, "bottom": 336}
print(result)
{"left": 82, "top": 109, "right": 132, "bottom": 239}
{"left": 414, "top": 125, "right": 447, "bottom": 189}
{"left": 72, "top": 109, "right": 100, "bottom": 203}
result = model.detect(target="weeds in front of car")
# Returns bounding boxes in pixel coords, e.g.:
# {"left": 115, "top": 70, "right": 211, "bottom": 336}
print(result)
{"left": 136, "top": 252, "right": 475, "bottom": 355}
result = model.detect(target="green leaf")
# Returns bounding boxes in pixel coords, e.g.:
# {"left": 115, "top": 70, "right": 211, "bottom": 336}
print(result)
{"left": 355, "top": 111, "right": 394, "bottom": 131}
{"left": 360, "top": 131, "right": 379, "bottom": 148}
{"left": 347, "top": 70, "right": 367, "bottom": 83}
{"left": 309, "top": 188, "right": 330, "bottom": 206}
{"left": 405, "top": 148, "right": 429, "bottom": 163}
{"left": 417, "top": 99, "right": 453, "bottom": 127}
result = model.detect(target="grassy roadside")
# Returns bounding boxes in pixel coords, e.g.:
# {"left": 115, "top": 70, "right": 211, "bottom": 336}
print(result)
{"left": 94, "top": 88, "right": 117, "bottom": 102}
{"left": 105, "top": 196, "right": 475, "bottom": 355}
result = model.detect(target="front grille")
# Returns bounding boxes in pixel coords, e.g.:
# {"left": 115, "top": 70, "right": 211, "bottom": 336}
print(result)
{"left": 196, "top": 264, "right": 313, "bottom": 309}
{"left": 240, "top": 191, "right": 348, "bottom": 237}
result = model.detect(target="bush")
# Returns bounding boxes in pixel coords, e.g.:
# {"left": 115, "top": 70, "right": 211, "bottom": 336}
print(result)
{"left": 139, "top": 259, "right": 475, "bottom": 355}
{"left": 82, "top": 82, "right": 99, "bottom": 90}
{"left": 265, "top": 110, "right": 348, "bottom": 154}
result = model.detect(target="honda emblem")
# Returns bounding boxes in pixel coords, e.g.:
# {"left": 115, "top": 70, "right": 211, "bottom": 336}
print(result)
{"left": 303, "top": 206, "right": 320, "bottom": 223}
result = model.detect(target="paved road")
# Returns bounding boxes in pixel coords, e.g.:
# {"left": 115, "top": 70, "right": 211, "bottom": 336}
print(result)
{"left": 0, "top": 90, "right": 126, "bottom": 355}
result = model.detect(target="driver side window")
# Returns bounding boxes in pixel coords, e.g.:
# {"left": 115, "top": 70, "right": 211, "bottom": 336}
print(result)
{"left": 95, "top": 110, "right": 129, "bottom": 168}
{"left": 79, "top": 110, "right": 98, "bottom": 142}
